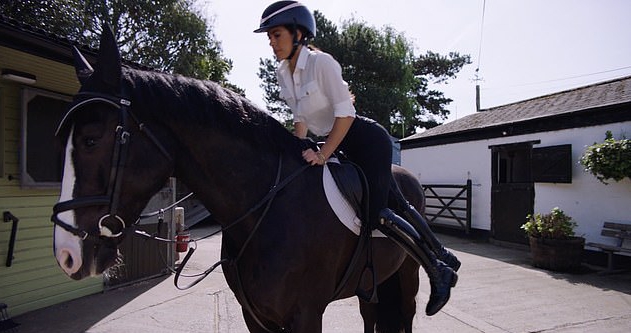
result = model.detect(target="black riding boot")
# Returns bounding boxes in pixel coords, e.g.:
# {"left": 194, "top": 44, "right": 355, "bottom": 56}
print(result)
{"left": 389, "top": 179, "right": 461, "bottom": 272}
{"left": 378, "top": 208, "right": 458, "bottom": 316}
{"left": 400, "top": 204, "right": 461, "bottom": 272}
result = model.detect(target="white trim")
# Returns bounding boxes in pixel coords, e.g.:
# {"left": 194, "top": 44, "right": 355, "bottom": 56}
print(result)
{"left": 260, "top": 2, "right": 303, "bottom": 25}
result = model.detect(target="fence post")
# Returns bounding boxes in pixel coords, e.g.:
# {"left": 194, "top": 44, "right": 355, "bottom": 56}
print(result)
{"left": 466, "top": 179, "right": 472, "bottom": 234}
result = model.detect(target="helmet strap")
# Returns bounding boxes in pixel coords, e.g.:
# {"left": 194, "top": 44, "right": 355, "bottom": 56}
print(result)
{"left": 287, "top": 36, "right": 300, "bottom": 60}
{"left": 286, "top": 19, "right": 302, "bottom": 60}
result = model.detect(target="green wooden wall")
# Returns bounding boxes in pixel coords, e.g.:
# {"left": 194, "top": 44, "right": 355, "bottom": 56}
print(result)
{"left": 0, "top": 46, "right": 103, "bottom": 317}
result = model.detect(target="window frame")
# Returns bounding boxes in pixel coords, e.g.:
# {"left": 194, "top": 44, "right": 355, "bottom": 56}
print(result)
{"left": 20, "top": 87, "right": 71, "bottom": 188}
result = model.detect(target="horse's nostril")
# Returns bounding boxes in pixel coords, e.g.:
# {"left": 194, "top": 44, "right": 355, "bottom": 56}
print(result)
{"left": 64, "top": 253, "right": 74, "bottom": 270}
{"left": 56, "top": 247, "right": 82, "bottom": 275}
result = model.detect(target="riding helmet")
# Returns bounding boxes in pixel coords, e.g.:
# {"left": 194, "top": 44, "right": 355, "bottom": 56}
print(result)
{"left": 254, "top": 1, "right": 316, "bottom": 38}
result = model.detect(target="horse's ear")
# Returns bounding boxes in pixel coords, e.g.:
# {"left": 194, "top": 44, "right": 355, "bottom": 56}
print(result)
{"left": 94, "top": 24, "right": 122, "bottom": 91}
{"left": 72, "top": 46, "right": 93, "bottom": 85}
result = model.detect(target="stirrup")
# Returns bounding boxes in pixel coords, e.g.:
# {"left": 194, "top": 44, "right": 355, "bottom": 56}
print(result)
{"left": 356, "top": 263, "right": 378, "bottom": 304}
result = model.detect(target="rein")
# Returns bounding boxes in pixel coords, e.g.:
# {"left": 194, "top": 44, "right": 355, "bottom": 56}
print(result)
{"left": 162, "top": 157, "right": 309, "bottom": 290}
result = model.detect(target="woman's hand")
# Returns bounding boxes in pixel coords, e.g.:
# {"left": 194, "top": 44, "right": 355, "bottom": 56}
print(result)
{"left": 302, "top": 148, "right": 326, "bottom": 166}
{"left": 299, "top": 117, "right": 354, "bottom": 166}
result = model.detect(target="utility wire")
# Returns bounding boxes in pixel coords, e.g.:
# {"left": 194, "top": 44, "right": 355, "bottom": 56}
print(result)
{"left": 481, "top": 65, "right": 631, "bottom": 90}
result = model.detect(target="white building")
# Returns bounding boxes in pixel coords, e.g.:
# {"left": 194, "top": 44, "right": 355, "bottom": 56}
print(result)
{"left": 400, "top": 76, "right": 631, "bottom": 253}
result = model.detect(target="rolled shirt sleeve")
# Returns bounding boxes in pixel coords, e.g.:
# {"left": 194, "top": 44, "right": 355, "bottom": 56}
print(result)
{"left": 315, "top": 53, "right": 356, "bottom": 119}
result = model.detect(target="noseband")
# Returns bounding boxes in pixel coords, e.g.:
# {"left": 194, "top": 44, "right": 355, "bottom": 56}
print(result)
{"left": 51, "top": 91, "right": 172, "bottom": 242}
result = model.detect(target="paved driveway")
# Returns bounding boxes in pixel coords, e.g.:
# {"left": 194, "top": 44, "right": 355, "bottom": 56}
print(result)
{"left": 14, "top": 224, "right": 631, "bottom": 332}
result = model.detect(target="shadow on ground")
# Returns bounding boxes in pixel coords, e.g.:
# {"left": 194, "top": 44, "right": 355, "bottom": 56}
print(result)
{"left": 440, "top": 233, "right": 631, "bottom": 295}
{"left": 13, "top": 276, "right": 169, "bottom": 333}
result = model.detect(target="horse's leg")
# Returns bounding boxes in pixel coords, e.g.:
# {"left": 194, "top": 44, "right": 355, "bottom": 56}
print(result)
{"left": 360, "top": 256, "right": 419, "bottom": 333}
{"left": 398, "top": 257, "right": 420, "bottom": 333}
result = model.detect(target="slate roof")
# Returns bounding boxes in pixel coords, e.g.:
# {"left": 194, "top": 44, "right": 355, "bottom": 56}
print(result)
{"left": 0, "top": 14, "right": 93, "bottom": 65}
{"left": 401, "top": 75, "right": 631, "bottom": 142}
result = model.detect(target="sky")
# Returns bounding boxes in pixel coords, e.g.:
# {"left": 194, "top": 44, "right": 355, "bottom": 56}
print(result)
{"left": 198, "top": 0, "right": 631, "bottom": 126}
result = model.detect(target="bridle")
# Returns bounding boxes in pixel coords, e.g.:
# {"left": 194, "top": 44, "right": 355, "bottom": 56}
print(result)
{"left": 51, "top": 91, "right": 172, "bottom": 242}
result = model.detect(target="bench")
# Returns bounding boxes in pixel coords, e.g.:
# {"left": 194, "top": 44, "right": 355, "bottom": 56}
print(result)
{"left": 586, "top": 222, "right": 631, "bottom": 273}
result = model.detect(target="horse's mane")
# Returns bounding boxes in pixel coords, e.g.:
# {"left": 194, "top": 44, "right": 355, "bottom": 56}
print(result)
{"left": 123, "top": 66, "right": 303, "bottom": 155}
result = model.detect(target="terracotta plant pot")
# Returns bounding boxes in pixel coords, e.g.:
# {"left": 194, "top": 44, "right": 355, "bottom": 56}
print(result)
{"left": 528, "top": 236, "right": 585, "bottom": 272}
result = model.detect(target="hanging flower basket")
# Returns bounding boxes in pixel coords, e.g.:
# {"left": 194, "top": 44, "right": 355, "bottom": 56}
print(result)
{"left": 580, "top": 131, "right": 631, "bottom": 184}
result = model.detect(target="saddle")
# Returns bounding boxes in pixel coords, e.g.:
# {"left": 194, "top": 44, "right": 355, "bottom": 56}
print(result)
{"left": 326, "top": 158, "right": 366, "bottom": 221}
{"left": 301, "top": 137, "right": 367, "bottom": 221}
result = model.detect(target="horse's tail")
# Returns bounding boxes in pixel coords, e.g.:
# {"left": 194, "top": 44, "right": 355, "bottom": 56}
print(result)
{"left": 374, "top": 270, "right": 404, "bottom": 333}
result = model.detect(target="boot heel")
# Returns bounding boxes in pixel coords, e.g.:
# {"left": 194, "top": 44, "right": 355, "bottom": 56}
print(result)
{"left": 450, "top": 271, "right": 458, "bottom": 287}
{"left": 440, "top": 251, "right": 461, "bottom": 272}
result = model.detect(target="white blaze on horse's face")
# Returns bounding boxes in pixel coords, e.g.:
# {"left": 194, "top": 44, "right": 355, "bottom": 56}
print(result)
{"left": 53, "top": 127, "right": 85, "bottom": 276}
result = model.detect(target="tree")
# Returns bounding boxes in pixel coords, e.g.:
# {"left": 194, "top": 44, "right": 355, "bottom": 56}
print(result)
{"left": 258, "top": 57, "right": 289, "bottom": 126}
{"left": 0, "top": 0, "right": 238, "bottom": 91}
{"left": 257, "top": 10, "right": 470, "bottom": 138}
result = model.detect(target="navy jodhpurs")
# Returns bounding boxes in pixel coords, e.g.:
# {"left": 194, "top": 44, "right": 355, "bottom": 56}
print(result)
{"left": 337, "top": 116, "right": 392, "bottom": 227}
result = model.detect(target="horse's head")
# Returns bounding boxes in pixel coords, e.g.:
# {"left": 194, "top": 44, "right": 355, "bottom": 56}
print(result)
{"left": 52, "top": 26, "right": 173, "bottom": 280}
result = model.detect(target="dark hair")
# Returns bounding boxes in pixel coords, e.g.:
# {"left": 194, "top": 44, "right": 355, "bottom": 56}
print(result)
{"left": 283, "top": 24, "right": 312, "bottom": 46}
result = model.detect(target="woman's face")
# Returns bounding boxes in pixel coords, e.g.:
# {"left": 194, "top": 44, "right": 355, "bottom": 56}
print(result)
{"left": 267, "top": 26, "right": 299, "bottom": 60}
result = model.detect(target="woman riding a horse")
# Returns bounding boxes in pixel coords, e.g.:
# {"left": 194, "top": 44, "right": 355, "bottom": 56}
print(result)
{"left": 254, "top": 1, "right": 460, "bottom": 316}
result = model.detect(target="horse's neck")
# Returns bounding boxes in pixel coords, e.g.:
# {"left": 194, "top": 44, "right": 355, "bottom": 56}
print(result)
{"left": 173, "top": 130, "right": 281, "bottom": 224}
{"left": 132, "top": 73, "right": 293, "bottom": 225}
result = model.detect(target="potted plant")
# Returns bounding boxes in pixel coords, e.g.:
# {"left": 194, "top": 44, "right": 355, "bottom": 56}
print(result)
{"left": 580, "top": 131, "right": 631, "bottom": 184}
{"left": 521, "top": 207, "right": 585, "bottom": 272}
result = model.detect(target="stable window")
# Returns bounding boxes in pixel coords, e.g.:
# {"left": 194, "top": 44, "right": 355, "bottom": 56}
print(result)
{"left": 532, "top": 144, "right": 572, "bottom": 183}
{"left": 489, "top": 141, "right": 539, "bottom": 184}
{"left": 21, "top": 88, "right": 70, "bottom": 188}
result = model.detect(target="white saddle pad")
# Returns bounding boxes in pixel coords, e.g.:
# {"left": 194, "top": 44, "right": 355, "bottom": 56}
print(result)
{"left": 322, "top": 159, "right": 385, "bottom": 237}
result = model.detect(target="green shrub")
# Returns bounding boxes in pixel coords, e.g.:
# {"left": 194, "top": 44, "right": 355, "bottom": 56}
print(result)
{"left": 521, "top": 207, "right": 577, "bottom": 239}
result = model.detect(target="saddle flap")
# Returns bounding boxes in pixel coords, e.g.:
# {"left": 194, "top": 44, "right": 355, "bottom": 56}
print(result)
{"left": 326, "top": 158, "right": 364, "bottom": 218}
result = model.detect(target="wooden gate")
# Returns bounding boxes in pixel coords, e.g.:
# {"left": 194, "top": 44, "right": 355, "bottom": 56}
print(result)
{"left": 423, "top": 180, "right": 472, "bottom": 234}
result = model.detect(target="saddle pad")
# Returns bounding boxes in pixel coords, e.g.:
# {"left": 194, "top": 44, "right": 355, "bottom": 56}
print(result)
{"left": 323, "top": 160, "right": 385, "bottom": 237}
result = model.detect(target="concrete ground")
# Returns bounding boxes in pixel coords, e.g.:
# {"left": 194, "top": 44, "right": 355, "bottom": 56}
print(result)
{"left": 12, "top": 223, "right": 631, "bottom": 332}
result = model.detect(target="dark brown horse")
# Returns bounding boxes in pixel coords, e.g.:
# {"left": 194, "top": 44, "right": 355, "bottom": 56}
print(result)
{"left": 51, "top": 27, "right": 426, "bottom": 332}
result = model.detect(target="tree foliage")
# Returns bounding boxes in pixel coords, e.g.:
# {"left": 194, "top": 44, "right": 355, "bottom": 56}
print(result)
{"left": 0, "top": 0, "right": 239, "bottom": 91}
{"left": 257, "top": 10, "right": 471, "bottom": 138}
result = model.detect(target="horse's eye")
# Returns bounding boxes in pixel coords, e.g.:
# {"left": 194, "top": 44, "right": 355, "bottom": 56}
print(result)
{"left": 84, "top": 138, "right": 97, "bottom": 148}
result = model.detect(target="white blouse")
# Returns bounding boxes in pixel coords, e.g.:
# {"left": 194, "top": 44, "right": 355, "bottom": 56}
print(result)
{"left": 277, "top": 46, "right": 356, "bottom": 137}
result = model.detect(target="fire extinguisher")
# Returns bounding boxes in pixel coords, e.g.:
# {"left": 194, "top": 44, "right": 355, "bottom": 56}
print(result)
{"left": 174, "top": 207, "right": 189, "bottom": 253}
